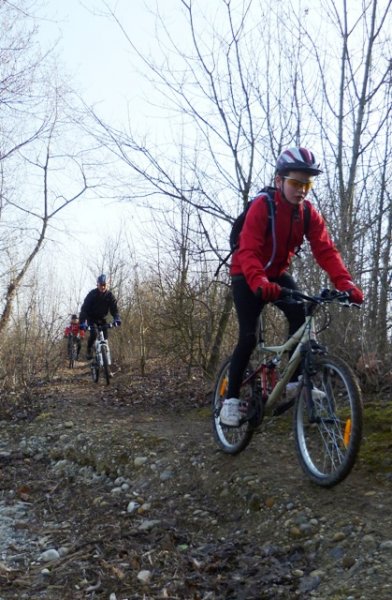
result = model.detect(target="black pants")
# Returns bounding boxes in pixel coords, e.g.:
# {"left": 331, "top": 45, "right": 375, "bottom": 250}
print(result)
{"left": 227, "top": 273, "right": 305, "bottom": 398}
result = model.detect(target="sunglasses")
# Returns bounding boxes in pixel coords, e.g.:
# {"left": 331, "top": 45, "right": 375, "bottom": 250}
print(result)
{"left": 282, "top": 177, "right": 314, "bottom": 193}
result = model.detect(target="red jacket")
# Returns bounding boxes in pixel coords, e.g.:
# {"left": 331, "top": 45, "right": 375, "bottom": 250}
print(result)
{"left": 64, "top": 323, "right": 84, "bottom": 338}
{"left": 230, "top": 190, "right": 352, "bottom": 294}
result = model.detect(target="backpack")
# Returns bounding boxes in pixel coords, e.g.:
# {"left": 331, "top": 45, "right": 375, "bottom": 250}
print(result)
{"left": 215, "top": 187, "right": 310, "bottom": 277}
{"left": 230, "top": 187, "right": 275, "bottom": 252}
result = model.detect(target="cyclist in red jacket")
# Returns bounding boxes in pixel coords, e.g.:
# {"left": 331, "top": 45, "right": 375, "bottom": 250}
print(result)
{"left": 64, "top": 314, "right": 84, "bottom": 360}
{"left": 221, "top": 147, "right": 364, "bottom": 427}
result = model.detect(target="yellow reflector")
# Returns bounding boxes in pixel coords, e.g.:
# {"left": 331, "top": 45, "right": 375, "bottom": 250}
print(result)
{"left": 219, "top": 377, "right": 228, "bottom": 397}
{"left": 343, "top": 419, "right": 352, "bottom": 447}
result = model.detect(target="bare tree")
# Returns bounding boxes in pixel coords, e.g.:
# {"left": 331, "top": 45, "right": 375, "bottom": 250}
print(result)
{"left": 90, "top": 0, "right": 392, "bottom": 372}
{"left": 0, "top": 98, "right": 99, "bottom": 333}
{"left": 0, "top": 2, "right": 105, "bottom": 333}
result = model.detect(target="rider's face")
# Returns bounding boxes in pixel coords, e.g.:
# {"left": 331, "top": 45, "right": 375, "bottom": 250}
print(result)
{"left": 97, "top": 282, "right": 107, "bottom": 292}
{"left": 276, "top": 170, "right": 315, "bottom": 205}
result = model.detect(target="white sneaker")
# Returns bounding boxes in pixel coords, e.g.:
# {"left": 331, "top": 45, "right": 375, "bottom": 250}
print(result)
{"left": 311, "top": 387, "right": 326, "bottom": 400}
{"left": 285, "top": 381, "right": 301, "bottom": 401}
{"left": 220, "top": 397, "right": 244, "bottom": 427}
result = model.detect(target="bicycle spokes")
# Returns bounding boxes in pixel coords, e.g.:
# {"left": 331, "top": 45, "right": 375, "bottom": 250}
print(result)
{"left": 212, "top": 358, "right": 255, "bottom": 455}
{"left": 294, "top": 355, "right": 362, "bottom": 487}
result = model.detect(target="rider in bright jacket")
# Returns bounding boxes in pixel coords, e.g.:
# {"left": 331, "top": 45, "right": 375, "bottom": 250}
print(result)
{"left": 231, "top": 191, "right": 357, "bottom": 294}
{"left": 64, "top": 314, "right": 84, "bottom": 360}
{"left": 221, "top": 147, "right": 364, "bottom": 427}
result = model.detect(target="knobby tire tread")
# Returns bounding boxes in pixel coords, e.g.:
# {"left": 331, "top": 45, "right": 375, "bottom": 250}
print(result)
{"left": 91, "top": 351, "right": 100, "bottom": 383}
{"left": 212, "top": 357, "right": 254, "bottom": 455}
{"left": 101, "top": 346, "right": 110, "bottom": 385}
{"left": 294, "top": 353, "right": 362, "bottom": 487}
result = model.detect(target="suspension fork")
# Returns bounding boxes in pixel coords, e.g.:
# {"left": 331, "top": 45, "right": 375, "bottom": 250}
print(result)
{"left": 300, "top": 338, "right": 328, "bottom": 423}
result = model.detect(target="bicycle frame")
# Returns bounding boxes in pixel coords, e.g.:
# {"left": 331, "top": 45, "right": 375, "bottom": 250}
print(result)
{"left": 88, "top": 323, "right": 114, "bottom": 385}
{"left": 244, "top": 309, "right": 318, "bottom": 410}
{"left": 93, "top": 328, "right": 111, "bottom": 366}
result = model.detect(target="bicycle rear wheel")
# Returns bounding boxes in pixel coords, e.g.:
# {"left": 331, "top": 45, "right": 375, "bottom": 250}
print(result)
{"left": 101, "top": 346, "right": 111, "bottom": 385}
{"left": 294, "top": 354, "right": 362, "bottom": 487}
{"left": 212, "top": 357, "right": 255, "bottom": 455}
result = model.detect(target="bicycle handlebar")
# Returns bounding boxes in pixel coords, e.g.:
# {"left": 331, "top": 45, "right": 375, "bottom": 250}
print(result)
{"left": 86, "top": 322, "right": 118, "bottom": 331}
{"left": 279, "top": 287, "right": 360, "bottom": 308}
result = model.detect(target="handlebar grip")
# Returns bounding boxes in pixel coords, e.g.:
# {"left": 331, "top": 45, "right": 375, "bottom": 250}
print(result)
{"left": 279, "top": 287, "right": 293, "bottom": 300}
{"left": 279, "top": 288, "right": 309, "bottom": 302}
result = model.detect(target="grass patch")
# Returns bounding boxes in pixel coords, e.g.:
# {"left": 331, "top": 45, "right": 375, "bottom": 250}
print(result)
{"left": 360, "top": 401, "right": 392, "bottom": 472}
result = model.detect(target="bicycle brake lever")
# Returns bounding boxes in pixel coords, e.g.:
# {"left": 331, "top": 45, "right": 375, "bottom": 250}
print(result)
{"left": 343, "top": 301, "right": 361, "bottom": 309}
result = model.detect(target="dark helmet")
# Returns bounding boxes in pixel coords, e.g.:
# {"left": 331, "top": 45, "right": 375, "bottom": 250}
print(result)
{"left": 97, "top": 274, "right": 107, "bottom": 285}
{"left": 276, "top": 147, "right": 323, "bottom": 176}
{"left": 71, "top": 314, "right": 78, "bottom": 320}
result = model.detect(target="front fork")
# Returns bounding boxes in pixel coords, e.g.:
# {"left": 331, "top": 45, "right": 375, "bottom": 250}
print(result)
{"left": 98, "top": 340, "right": 111, "bottom": 365}
{"left": 301, "top": 340, "right": 327, "bottom": 423}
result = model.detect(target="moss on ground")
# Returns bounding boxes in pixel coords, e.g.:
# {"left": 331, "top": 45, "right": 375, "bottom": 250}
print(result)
{"left": 360, "top": 400, "right": 392, "bottom": 473}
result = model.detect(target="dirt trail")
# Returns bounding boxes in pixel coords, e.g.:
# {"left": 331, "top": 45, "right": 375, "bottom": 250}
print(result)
{"left": 0, "top": 363, "right": 391, "bottom": 599}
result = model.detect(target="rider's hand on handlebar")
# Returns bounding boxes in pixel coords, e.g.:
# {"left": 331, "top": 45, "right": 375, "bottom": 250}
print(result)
{"left": 336, "top": 281, "right": 364, "bottom": 305}
{"left": 279, "top": 287, "right": 293, "bottom": 300}
{"left": 256, "top": 278, "right": 282, "bottom": 302}
{"left": 113, "top": 316, "right": 122, "bottom": 327}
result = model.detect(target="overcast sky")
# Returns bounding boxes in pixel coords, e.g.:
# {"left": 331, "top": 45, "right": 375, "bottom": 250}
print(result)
{"left": 37, "top": 0, "right": 171, "bottom": 305}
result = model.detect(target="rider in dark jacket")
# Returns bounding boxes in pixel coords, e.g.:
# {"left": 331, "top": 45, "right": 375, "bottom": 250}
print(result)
{"left": 79, "top": 274, "right": 121, "bottom": 359}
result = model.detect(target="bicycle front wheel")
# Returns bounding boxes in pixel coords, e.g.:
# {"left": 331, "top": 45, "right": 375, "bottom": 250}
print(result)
{"left": 91, "top": 358, "right": 100, "bottom": 383}
{"left": 294, "top": 354, "right": 362, "bottom": 487}
{"left": 69, "top": 341, "right": 78, "bottom": 369}
{"left": 212, "top": 357, "right": 255, "bottom": 455}
{"left": 101, "top": 346, "right": 111, "bottom": 385}
{"left": 67, "top": 338, "right": 73, "bottom": 369}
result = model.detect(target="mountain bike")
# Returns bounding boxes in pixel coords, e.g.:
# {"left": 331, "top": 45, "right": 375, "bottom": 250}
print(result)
{"left": 212, "top": 289, "right": 363, "bottom": 487}
{"left": 88, "top": 323, "right": 116, "bottom": 385}
{"left": 67, "top": 334, "right": 80, "bottom": 369}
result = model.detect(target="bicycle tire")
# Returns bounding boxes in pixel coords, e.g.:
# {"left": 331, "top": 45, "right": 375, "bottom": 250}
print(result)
{"left": 212, "top": 357, "right": 255, "bottom": 455}
{"left": 101, "top": 345, "right": 111, "bottom": 385}
{"left": 294, "top": 354, "right": 362, "bottom": 487}
{"left": 69, "top": 340, "right": 78, "bottom": 369}
{"left": 91, "top": 358, "right": 100, "bottom": 383}
{"left": 67, "top": 338, "right": 73, "bottom": 369}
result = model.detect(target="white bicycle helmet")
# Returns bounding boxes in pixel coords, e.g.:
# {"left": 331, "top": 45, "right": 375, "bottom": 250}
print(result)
{"left": 276, "top": 147, "right": 322, "bottom": 176}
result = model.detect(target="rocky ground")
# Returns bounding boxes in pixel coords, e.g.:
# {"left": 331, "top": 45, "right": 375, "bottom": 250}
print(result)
{"left": 0, "top": 361, "right": 392, "bottom": 600}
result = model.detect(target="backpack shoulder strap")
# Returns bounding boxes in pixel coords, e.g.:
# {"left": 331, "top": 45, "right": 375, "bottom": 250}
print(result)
{"left": 293, "top": 200, "right": 312, "bottom": 258}
{"left": 261, "top": 191, "right": 275, "bottom": 235}
{"left": 303, "top": 199, "right": 311, "bottom": 236}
